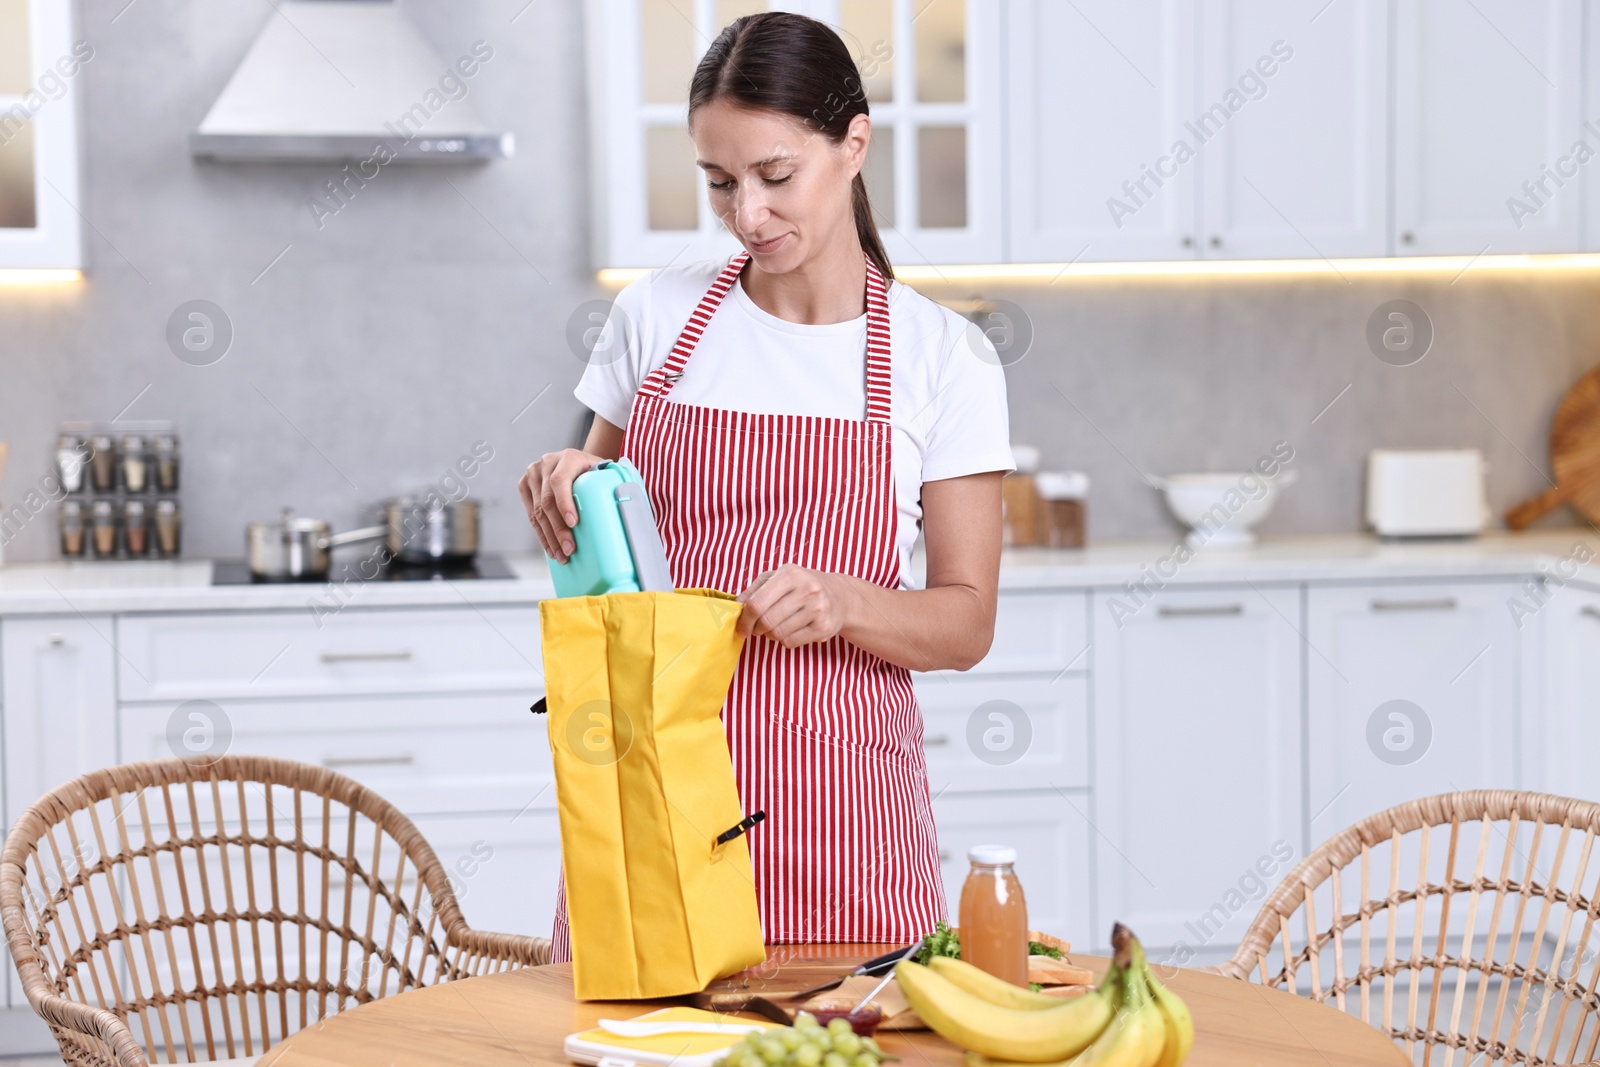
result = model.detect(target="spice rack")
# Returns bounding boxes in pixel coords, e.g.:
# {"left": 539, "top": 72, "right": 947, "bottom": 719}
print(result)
{"left": 55, "top": 420, "right": 183, "bottom": 559}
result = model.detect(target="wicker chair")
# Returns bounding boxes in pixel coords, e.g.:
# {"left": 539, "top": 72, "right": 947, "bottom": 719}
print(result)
{"left": 1217, "top": 790, "right": 1600, "bottom": 1067}
{"left": 1, "top": 755, "right": 551, "bottom": 1066}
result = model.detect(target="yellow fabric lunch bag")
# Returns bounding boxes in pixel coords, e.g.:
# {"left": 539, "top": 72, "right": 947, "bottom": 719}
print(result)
{"left": 537, "top": 586, "right": 766, "bottom": 1000}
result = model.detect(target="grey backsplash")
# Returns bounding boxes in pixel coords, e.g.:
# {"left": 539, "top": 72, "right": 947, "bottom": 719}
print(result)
{"left": 2, "top": 0, "right": 1597, "bottom": 563}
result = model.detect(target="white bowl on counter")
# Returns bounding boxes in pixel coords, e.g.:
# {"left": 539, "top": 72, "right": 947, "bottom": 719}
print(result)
{"left": 1149, "top": 469, "right": 1298, "bottom": 549}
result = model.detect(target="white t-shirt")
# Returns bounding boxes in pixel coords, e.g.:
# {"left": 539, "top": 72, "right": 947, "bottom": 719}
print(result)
{"left": 573, "top": 259, "right": 1016, "bottom": 591}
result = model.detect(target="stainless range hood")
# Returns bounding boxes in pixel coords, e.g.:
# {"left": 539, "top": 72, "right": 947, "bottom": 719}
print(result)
{"left": 192, "top": 0, "right": 513, "bottom": 163}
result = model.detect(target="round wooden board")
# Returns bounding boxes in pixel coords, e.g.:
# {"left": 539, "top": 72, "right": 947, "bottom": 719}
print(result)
{"left": 1549, "top": 366, "right": 1600, "bottom": 525}
{"left": 259, "top": 947, "right": 1408, "bottom": 1067}
{"left": 1509, "top": 364, "right": 1600, "bottom": 528}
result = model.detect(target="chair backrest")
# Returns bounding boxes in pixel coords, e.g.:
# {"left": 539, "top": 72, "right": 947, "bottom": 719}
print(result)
{"left": 2, "top": 755, "right": 481, "bottom": 1065}
{"left": 1219, "top": 791, "right": 1600, "bottom": 1067}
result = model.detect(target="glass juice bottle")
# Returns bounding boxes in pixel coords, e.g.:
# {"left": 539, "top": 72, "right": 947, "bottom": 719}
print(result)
{"left": 959, "top": 844, "right": 1029, "bottom": 986}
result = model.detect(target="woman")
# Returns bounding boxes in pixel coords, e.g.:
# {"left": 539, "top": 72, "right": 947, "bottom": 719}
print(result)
{"left": 519, "top": 12, "right": 1014, "bottom": 958}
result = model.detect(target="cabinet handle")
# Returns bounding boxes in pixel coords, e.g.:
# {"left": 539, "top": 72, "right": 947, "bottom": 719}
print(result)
{"left": 48, "top": 633, "right": 66, "bottom": 646}
{"left": 938, "top": 849, "right": 952, "bottom": 862}
{"left": 1181, "top": 235, "right": 1194, "bottom": 249}
{"left": 1582, "top": 605, "right": 1600, "bottom": 620}
{"left": 1401, "top": 231, "right": 1416, "bottom": 245}
{"left": 1370, "top": 597, "right": 1457, "bottom": 613}
{"left": 319, "top": 650, "right": 414, "bottom": 664}
{"left": 321, "top": 754, "right": 416, "bottom": 768}
{"left": 922, "top": 735, "right": 951, "bottom": 748}
{"left": 1157, "top": 604, "right": 1243, "bottom": 618}
{"left": 1209, "top": 235, "right": 1222, "bottom": 249}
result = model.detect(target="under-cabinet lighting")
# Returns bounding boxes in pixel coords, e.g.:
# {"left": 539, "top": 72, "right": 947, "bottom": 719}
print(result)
{"left": 0, "top": 269, "right": 83, "bottom": 285}
{"left": 597, "top": 253, "right": 1600, "bottom": 286}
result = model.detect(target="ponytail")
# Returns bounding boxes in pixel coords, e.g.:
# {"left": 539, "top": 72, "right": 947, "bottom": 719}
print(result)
{"left": 851, "top": 172, "right": 894, "bottom": 282}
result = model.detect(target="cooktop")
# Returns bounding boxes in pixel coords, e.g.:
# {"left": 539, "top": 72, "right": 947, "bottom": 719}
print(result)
{"left": 211, "top": 554, "right": 518, "bottom": 585}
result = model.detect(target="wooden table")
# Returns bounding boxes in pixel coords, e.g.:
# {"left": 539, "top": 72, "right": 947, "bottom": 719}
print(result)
{"left": 259, "top": 945, "right": 1408, "bottom": 1067}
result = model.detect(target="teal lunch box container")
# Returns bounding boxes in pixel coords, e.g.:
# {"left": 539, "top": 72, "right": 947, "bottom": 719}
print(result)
{"left": 546, "top": 458, "right": 668, "bottom": 597}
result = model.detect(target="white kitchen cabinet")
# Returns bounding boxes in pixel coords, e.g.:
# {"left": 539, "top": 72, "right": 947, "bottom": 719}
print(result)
{"left": 1197, "top": 0, "right": 1389, "bottom": 259}
{"left": 933, "top": 791, "right": 1092, "bottom": 946}
{"left": 1306, "top": 582, "right": 1520, "bottom": 838}
{"left": 0, "top": 0, "right": 85, "bottom": 269}
{"left": 115, "top": 606, "right": 542, "bottom": 702}
{"left": 1588, "top": 2, "right": 1600, "bottom": 252}
{"left": 102, "top": 805, "right": 562, "bottom": 1024}
{"left": 118, "top": 692, "right": 555, "bottom": 817}
{"left": 1, "top": 615, "right": 116, "bottom": 834}
{"left": 585, "top": 0, "right": 1002, "bottom": 268}
{"left": 408, "top": 810, "right": 564, "bottom": 942}
{"left": 1006, "top": 0, "right": 1199, "bottom": 262}
{"left": 1091, "top": 585, "right": 1303, "bottom": 958}
{"left": 0, "top": 615, "right": 116, "bottom": 1012}
{"left": 913, "top": 674, "right": 1089, "bottom": 793}
{"left": 1536, "top": 585, "right": 1600, "bottom": 802}
{"left": 940, "top": 590, "right": 1088, "bottom": 676}
{"left": 1394, "top": 0, "right": 1584, "bottom": 255}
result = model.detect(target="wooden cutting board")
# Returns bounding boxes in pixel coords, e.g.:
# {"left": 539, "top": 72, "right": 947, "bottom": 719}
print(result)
{"left": 1506, "top": 364, "right": 1600, "bottom": 529}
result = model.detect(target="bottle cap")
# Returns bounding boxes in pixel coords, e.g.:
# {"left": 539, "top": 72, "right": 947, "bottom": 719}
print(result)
{"left": 967, "top": 844, "right": 1017, "bottom": 867}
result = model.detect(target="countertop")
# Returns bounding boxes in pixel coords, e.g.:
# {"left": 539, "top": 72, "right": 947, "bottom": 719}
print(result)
{"left": 0, "top": 529, "right": 1594, "bottom": 616}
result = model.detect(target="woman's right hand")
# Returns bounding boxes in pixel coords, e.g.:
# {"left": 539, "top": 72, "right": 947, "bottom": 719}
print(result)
{"left": 519, "top": 449, "right": 606, "bottom": 563}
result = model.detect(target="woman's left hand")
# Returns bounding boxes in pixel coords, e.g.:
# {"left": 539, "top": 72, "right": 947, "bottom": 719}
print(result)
{"left": 736, "top": 564, "right": 852, "bottom": 647}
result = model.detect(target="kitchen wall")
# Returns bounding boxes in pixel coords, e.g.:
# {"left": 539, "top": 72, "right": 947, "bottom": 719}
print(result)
{"left": 1, "top": 0, "right": 1598, "bottom": 563}
{"left": 920, "top": 270, "right": 1600, "bottom": 541}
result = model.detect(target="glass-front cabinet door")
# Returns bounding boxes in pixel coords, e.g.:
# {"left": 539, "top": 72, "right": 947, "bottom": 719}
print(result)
{"left": 0, "top": 0, "right": 85, "bottom": 272}
{"left": 584, "top": 0, "right": 1000, "bottom": 269}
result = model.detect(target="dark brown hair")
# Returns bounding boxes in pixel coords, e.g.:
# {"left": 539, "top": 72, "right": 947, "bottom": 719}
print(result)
{"left": 688, "top": 12, "right": 893, "bottom": 281}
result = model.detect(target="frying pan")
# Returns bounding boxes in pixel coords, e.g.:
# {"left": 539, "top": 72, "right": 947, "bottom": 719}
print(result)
{"left": 1506, "top": 365, "right": 1600, "bottom": 529}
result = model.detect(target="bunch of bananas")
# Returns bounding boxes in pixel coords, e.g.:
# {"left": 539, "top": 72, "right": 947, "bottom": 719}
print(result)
{"left": 894, "top": 923, "right": 1193, "bottom": 1067}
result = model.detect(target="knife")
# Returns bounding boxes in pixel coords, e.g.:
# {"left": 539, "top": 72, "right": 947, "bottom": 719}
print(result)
{"left": 782, "top": 942, "right": 921, "bottom": 1002}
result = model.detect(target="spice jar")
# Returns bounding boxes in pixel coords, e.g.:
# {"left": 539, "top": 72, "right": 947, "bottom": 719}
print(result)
{"left": 55, "top": 433, "right": 90, "bottom": 494}
{"left": 154, "top": 498, "right": 181, "bottom": 557}
{"left": 123, "top": 499, "right": 150, "bottom": 556}
{"left": 152, "top": 432, "right": 180, "bottom": 493}
{"left": 90, "top": 499, "right": 120, "bottom": 558}
{"left": 89, "top": 434, "right": 118, "bottom": 492}
{"left": 120, "top": 434, "right": 151, "bottom": 494}
{"left": 58, "top": 499, "right": 86, "bottom": 557}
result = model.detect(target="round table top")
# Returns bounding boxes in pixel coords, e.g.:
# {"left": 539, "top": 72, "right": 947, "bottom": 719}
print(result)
{"left": 259, "top": 945, "right": 1408, "bottom": 1067}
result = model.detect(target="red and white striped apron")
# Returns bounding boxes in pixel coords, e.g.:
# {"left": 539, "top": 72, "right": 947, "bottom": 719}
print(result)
{"left": 548, "top": 251, "right": 946, "bottom": 961}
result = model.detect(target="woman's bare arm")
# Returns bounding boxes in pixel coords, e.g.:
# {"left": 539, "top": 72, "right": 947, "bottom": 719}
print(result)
{"left": 737, "top": 471, "right": 1004, "bottom": 672}
{"left": 583, "top": 415, "right": 625, "bottom": 460}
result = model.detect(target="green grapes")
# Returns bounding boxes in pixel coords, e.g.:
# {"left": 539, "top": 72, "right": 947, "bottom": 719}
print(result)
{"left": 714, "top": 1012, "right": 892, "bottom": 1067}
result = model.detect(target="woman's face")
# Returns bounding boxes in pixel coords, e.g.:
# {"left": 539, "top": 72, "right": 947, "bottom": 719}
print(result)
{"left": 691, "top": 99, "right": 870, "bottom": 273}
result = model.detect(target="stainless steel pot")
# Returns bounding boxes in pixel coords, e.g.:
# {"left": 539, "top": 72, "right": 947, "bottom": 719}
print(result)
{"left": 380, "top": 497, "right": 478, "bottom": 563}
{"left": 246, "top": 508, "right": 385, "bottom": 580}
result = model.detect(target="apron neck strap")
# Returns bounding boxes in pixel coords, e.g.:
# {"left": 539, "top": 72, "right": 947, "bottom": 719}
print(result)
{"left": 642, "top": 251, "right": 893, "bottom": 424}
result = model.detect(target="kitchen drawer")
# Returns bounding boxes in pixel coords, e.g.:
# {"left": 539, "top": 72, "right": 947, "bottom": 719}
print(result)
{"left": 963, "top": 592, "right": 1088, "bottom": 675}
{"left": 933, "top": 791, "right": 1093, "bottom": 946}
{"left": 914, "top": 674, "right": 1089, "bottom": 792}
{"left": 119, "top": 692, "right": 553, "bottom": 816}
{"left": 116, "top": 606, "right": 542, "bottom": 701}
